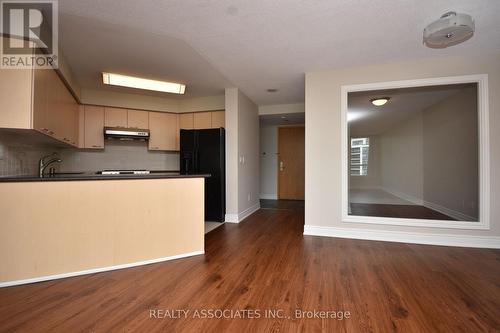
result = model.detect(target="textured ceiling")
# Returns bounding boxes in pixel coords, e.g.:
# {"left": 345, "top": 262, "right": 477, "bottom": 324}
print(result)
{"left": 58, "top": 14, "right": 230, "bottom": 99}
{"left": 348, "top": 84, "right": 475, "bottom": 136}
{"left": 260, "top": 113, "right": 305, "bottom": 127}
{"left": 58, "top": 0, "right": 500, "bottom": 105}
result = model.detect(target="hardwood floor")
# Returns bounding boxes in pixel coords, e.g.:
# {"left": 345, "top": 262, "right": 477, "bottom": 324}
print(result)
{"left": 0, "top": 201, "right": 499, "bottom": 332}
{"left": 350, "top": 203, "right": 457, "bottom": 220}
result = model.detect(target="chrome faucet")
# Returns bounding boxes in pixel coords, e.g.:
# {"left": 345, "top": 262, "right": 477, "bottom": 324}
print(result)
{"left": 39, "top": 153, "right": 62, "bottom": 177}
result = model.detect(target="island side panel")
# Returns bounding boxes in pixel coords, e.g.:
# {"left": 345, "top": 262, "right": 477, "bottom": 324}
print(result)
{"left": 0, "top": 178, "right": 205, "bottom": 284}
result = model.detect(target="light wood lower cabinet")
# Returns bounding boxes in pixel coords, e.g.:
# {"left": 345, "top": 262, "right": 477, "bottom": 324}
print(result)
{"left": 148, "top": 112, "right": 179, "bottom": 151}
{"left": 83, "top": 106, "right": 105, "bottom": 149}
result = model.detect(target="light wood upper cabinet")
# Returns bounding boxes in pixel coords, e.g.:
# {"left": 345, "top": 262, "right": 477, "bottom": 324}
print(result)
{"left": 211, "top": 111, "right": 225, "bottom": 128}
{"left": 0, "top": 38, "right": 79, "bottom": 147}
{"left": 193, "top": 112, "right": 212, "bottom": 129}
{"left": 149, "top": 112, "right": 178, "bottom": 151}
{"left": 54, "top": 70, "right": 79, "bottom": 146}
{"left": 78, "top": 106, "right": 85, "bottom": 148}
{"left": 177, "top": 111, "right": 225, "bottom": 130}
{"left": 127, "top": 109, "right": 149, "bottom": 129}
{"left": 0, "top": 55, "right": 33, "bottom": 129}
{"left": 104, "top": 107, "right": 128, "bottom": 128}
{"left": 179, "top": 113, "right": 194, "bottom": 129}
{"left": 83, "top": 106, "right": 105, "bottom": 149}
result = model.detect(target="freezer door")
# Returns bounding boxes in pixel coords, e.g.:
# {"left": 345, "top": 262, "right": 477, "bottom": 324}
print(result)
{"left": 197, "top": 128, "right": 225, "bottom": 222}
{"left": 180, "top": 129, "right": 197, "bottom": 174}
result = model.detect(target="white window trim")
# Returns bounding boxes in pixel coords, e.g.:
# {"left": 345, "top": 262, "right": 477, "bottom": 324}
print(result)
{"left": 341, "top": 74, "right": 490, "bottom": 230}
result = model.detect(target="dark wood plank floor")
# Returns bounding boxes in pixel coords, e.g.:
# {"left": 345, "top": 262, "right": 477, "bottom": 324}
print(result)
{"left": 0, "top": 201, "right": 499, "bottom": 332}
{"left": 350, "top": 203, "right": 457, "bottom": 220}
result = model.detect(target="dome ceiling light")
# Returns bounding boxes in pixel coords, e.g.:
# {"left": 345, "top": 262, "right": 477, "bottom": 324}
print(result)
{"left": 423, "top": 11, "right": 475, "bottom": 48}
{"left": 370, "top": 97, "right": 390, "bottom": 106}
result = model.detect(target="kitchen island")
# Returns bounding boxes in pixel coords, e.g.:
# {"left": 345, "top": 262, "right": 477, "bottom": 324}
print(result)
{"left": 0, "top": 173, "right": 208, "bottom": 287}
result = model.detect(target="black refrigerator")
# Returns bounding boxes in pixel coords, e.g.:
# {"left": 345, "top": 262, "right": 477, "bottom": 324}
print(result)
{"left": 180, "top": 128, "right": 225, "bottom": 222}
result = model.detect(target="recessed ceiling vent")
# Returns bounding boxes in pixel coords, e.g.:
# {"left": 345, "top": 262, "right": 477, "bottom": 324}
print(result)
{"left": 423, "top": 11, "right": 475, "bottom": 48}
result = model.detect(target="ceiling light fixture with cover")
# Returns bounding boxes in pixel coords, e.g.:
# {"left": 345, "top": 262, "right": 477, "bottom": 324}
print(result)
{"left": 370, "top": 97, "right": 390, "bottom": 106}
{"left": 423, "top": 11, "right": 475, "bottom": 48}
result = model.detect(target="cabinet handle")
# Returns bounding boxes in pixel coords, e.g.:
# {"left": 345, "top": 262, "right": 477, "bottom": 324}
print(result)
{"left": 91, "top": 145, "right": 102, "bottom": 148}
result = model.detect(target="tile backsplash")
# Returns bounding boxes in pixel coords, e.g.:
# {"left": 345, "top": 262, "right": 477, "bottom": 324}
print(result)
{"left": 0, "top": 133, "right": 180, "bottom": 176}
{"left": 60, "top": 140, "right": 179, "bottom": 172}
{"left": 0, "top": 133, "right": 60, "bottom": 176}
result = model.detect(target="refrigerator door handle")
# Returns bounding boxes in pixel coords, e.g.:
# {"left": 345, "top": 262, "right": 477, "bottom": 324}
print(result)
{"left": 193, "top": 150, "right": 199, "bottom": 173}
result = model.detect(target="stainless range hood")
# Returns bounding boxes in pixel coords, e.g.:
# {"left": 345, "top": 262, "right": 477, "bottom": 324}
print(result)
{"left": 104, "top": 127, "right": 150, "bottom": 141}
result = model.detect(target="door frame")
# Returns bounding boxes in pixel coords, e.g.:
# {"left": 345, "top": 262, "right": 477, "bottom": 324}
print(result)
{"left": 277, "top": 125, "right": 305, "bottom": 200}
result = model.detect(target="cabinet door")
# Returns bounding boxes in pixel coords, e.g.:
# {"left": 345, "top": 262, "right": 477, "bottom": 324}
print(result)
{"left": 127, "top": 109, "right": 149, "bottom": 129}
{"left": 149, "top": 112, "right": 178, "bottom": 151}
{"left": 84, "top": 106, "right": 105, "bottom": 149}
{"left": 211, "top": 111, "right": 225, "bottom": 128}
{"left": 78, "top": 105, "right": 85, "bottom": 148}
{"left": 193, "top": 112, "right": 212, "bottom": 129}
{"left": 59, "top": 77, "right": 79, "bottom": 146}
{"left": 32, "top": 69, "right": 49, "bottom": 133}
{"left": 104, "top": 107, "right": 127, "bottom": 128}
{"left": 179, "top": 113, "right": 194, "bottom": 129}
{"left": 45, "top": 69, "right": 62, "bottom": 139}
{"left": 0, "top": 37, "right": 32, "bottom": 129}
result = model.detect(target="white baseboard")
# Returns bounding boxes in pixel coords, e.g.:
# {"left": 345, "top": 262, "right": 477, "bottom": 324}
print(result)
{"left": 349, "top": 186, "right": 382, "bottom": 190}
{"left": 224, "top": 213, "right": 239, "bottom": 223}
{"left": 381, "top": 187, "right": 423, "bottom": 205}
{"left": 303, "top": 225, "right": 500, "bottom": 249}
{"left": 423, "top": 200, "right": 476, "bottom": 222}
{"left": 260, "top": 193, "right": 278, "bottom": 200}
{"left": 225, "top": 203, "right": 260, "bottom": 223}
{"left": 0, "top": 250, "right": 204, "bottom": 288}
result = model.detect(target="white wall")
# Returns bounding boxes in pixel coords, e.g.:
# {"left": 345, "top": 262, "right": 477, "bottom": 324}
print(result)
{"left": 237, "top": 90, "right": 260, "bottom": 214}
{"left": 423, "top": 87, "right": 479, "bottom": 219}
{"left": 260, "top": 126, "right": 278, "bottom": 199}
{"left": 81, "top": 89, "right": 224, "bottom": 113}
{"left": 259, "top": 103, "right": 305, "bottom": 115}
{"left": 380, "top": 113, "right": 424, "bottom": 202}
{"left": 179, "top": 95, "right": 225, "bottom": 112}
{"left": 304, "top": 52, "right": 500, "bottom": 244}
{"left": 225, "top": 88, "right": 260, "bottom": 222}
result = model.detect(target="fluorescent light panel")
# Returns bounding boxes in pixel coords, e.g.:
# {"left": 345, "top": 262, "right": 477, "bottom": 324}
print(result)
{"left": 102, "top": 73, "right": 185, "bottom": 94}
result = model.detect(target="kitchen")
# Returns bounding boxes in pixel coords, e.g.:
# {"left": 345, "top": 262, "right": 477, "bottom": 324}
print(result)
{"left": 0, "top": 34, "right": 227, "bottom": 286}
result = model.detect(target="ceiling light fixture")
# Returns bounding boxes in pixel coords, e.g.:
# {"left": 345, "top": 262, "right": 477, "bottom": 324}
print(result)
{"left": 370, "top": 97, "right": 390, "bottom": 106}
{"left": 423, "top": 11, "right": 474, "bottom": 48}
{"left": 102, "top": 72, "right": 186, "bottom": 94}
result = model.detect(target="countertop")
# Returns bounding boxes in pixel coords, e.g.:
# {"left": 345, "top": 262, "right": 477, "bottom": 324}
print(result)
{"left": 0, "top": 172, "right": 211, "bottom": 182}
